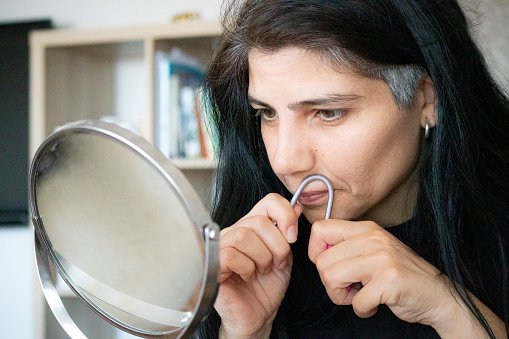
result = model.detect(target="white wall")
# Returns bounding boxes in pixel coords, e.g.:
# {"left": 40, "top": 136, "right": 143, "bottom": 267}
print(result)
{"left": 0, "top": 0, "right": 221, "bottom": 28}
{"left": 0, "top": 227, "right": 42, "bottom": 339}
{"left": 462, "top": 0, "right": 509, "bottom": 89}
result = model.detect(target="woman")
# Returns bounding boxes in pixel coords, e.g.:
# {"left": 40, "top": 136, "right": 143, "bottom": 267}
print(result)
{"left": 196, "top": 0, "right": 509, "bottom": 338}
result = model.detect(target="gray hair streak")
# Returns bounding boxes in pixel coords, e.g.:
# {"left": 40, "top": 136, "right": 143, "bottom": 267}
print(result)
{"left": 321, "top": 46, "right": 425, "bottom": 108}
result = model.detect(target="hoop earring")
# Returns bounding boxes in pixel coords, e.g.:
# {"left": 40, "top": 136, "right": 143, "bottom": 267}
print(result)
{"left": 424, "top": 122, "right": 430, "bottom": 139}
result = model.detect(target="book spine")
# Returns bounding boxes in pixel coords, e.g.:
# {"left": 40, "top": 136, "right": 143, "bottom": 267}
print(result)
{"left": 154, "top": 48, "right": 215, "bottom": 161}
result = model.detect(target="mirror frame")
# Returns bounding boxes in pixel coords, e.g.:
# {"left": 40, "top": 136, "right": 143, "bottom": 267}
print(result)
{"left": 29, "top": 120, "right": 220, "bottom": 338}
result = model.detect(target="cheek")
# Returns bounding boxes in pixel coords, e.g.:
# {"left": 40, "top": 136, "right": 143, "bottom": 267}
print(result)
{"left": 316, "top": 124, "right": 373, "bottom": 166}
{"left": 319, "top": 115, "right": 421, "bottom": 193}
{"left": 359, "top": 126, "right": 420, "bottom": 192}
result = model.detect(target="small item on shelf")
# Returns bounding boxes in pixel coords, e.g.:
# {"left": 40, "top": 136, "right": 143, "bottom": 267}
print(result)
{"left": 171, "top": 12, "right": 200, "bottom": 23}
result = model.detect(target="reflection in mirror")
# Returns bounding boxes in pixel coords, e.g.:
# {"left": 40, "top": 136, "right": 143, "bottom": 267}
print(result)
{"left": 30, "top": 121, "right": 219, "bottom": 338}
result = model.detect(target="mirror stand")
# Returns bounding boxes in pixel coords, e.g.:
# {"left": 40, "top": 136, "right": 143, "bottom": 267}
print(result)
{"left": 34, "top": 222, "right": 219, "bottom": 338}
{"left": 35, "top": 235, "right": 87, "bottom": 339}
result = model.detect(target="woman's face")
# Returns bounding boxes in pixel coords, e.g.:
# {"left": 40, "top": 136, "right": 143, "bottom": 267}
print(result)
{"left": 248, "top": 47, "right": 427, "bottom": 226}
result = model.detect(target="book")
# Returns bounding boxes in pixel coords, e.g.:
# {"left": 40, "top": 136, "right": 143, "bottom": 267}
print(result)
{"left": 155, "top": 49, "right": 210, "bottom": 160}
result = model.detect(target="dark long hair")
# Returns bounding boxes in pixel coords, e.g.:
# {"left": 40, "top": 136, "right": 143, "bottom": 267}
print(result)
{"left": 201, "top": 0, "right": 509, "bottom": 337}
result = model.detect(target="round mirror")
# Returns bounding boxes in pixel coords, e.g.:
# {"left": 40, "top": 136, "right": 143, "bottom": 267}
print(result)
{"left": 29, "top": 120, "right": 219, "bottom": 338}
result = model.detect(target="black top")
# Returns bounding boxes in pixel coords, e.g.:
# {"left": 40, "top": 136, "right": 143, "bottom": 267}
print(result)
{"left": 269, "top": 218, "right": 439, "bottom": 338}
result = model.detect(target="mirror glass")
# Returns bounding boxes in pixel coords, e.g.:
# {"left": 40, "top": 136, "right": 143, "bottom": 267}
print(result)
{"left": 30, "top": 121, "right": 219, "bottom": 338}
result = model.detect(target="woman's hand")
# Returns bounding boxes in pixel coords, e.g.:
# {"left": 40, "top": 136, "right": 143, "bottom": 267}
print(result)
{"left": 307, "top": 219, "right": 491, "bottom": 337}
{"left": 216, "top": 193, "right": 301, "bottom": 339}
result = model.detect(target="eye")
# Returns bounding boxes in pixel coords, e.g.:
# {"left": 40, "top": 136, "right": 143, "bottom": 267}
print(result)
{"left": 317, "top": 109, "right": 347, "bottom": 122}
{"left": 254, "top": 108, "right": 277, "bottom": 121}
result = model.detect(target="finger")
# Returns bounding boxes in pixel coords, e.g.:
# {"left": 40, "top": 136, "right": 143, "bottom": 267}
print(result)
{"left": 308, "top": 220, "right": 381, "bottom": 263}
{"left": 351, "top": 280, "right": 382, "bottom": 318}
{"left": 312, "top": 228, "right": 396, "bottom": 268}
{"left": 221, "top": 226, "right": 274, "bottom": 274}
{"left": 316, "top": 254, "right": 381, "bottom": 304}
{"left": 323, "top": 280, "right": 362, "bottom": 306}
{"left": 223, "top": 215, "right": 291, "bottom": 269}
{"left": 219, "top": 247, "right": 256, "bottom": 283}
{"left": 244, "top": 193, "right": 302, "bottom": 243}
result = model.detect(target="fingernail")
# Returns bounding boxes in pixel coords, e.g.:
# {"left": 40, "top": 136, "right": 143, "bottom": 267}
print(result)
{"left": 286, "top": 225, "right": 297, "bottom": 243}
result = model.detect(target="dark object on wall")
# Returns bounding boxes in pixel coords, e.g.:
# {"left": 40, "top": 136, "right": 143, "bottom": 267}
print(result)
{"left": 0, "top": 19, "right": 52, "bottom": 225}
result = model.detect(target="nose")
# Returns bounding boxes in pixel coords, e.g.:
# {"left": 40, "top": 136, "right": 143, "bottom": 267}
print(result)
{"left": 267, "top": 115, "right": 314, "bottom": 176}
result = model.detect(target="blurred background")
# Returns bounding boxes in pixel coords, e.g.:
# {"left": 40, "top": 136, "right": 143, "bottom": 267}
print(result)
{"left": 0, "top": 0, "right": 507, "bottom": 338}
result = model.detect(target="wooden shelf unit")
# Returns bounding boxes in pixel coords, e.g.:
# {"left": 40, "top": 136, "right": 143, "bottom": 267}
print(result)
{"left": 29, "top": 20, "right": 220, "bottom": 164}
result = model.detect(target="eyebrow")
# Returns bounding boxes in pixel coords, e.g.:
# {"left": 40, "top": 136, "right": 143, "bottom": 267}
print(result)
{"left": 248, "top": 93, "right": 362, "bottom": 111}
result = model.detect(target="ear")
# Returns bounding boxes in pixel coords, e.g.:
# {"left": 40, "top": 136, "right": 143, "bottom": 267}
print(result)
{"left": 417, "top": 73, "right": 437, "bottom": 128}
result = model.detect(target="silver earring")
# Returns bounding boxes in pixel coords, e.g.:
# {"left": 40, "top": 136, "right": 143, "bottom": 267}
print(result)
{"left": 424, "top": 121, "right": 430, "bottom": 139}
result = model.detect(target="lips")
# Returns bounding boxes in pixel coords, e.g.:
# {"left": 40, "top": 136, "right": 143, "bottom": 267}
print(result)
{"left": 296, "top": 190, "right": 330, "bottom": 206}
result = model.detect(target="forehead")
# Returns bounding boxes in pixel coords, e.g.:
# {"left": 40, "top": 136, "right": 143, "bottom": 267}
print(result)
{"left": 248, "top": 47, "right": 344, "bottom": 75}
{"left": 247, "top": 47, "right": 376, "bottom": 98}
